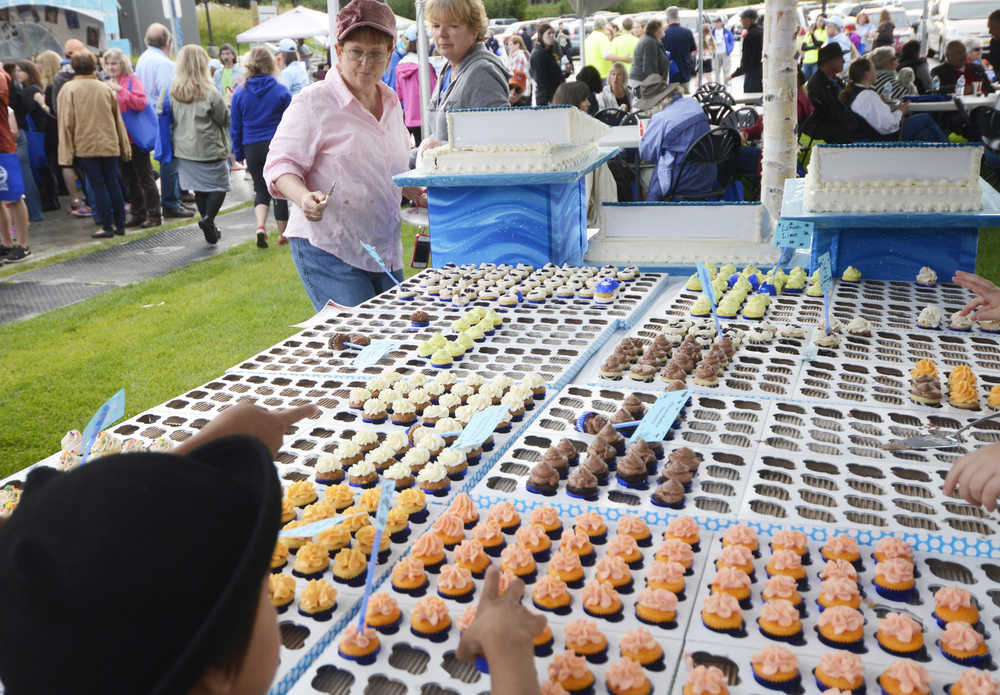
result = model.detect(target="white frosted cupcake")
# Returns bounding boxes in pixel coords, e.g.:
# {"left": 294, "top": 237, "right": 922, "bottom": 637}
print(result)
{"left": 416, "top": 461, "right": 451, "bottom": 495}
{"left": 438, "top": 448, "right": 468, "bottom": 479}
{"left": 351, "top": 430, "right": 379, "bottom": 452}
{"left": 917, "top": 305, "right": 942, "bottom": 329}
{"left": 364, "top": 446, "right": 396, "bottom": 472}
{"left": 315, "top": 453, "right": 345, "bottom": 484}
{"left": 916, "top": 266, "right": 938, "bottom": 287}
{"left": 950, "top": 310, "right": 974, "bottom": 332}
{"left": 402, "top": 446, "right": 431, "bottom": 473}
{"left": 383, "top": 461, "right": 414, "bottom": 490}
{"left": 347, "top": 460, "right": 378, "bottom": 488}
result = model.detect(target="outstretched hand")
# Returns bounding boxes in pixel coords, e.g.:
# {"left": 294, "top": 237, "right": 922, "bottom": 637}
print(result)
{"left": 944, "top": 440, "right": 1000, "bottom": 512}
{"left": 954, "top": 270, "right": 1000, "bottom": 321}
{"left": 174, "top": 402, "right": 319, "bottom": 458}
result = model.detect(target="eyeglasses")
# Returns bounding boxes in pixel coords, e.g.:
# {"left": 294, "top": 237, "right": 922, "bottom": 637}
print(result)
{"left": 344, "top": 47, "right": 389, "bottom": 64}
{"left": 509, "top": 85, "right": 523, "bottom": 93}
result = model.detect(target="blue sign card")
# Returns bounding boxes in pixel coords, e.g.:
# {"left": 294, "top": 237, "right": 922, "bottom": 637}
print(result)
{"left": 352, "top": 340, "right": 398, "bottom": 368}
{"left": 451, "top": 405, "right": 508, "bottom": 450}
{"left": 277, "top": 511, "right": 366, "bottom": 539}
{"left": 817, "top": 252, "right": 833, "bottom": 334}
{"left": 356, "top": 479, "right": 397, "bottom": 630}
{"left": 772, "top": 219, "right": 814, "bottom": 249}
{"left": 695, "top": 262, "right": 723, "bottom": 336}
{"left": 79, "top": 389, "right": 126, "bottom": 465}
{"left": 629, "top": 390, "right": 691, "bottom": 444}
{"left": 360, "top": 241, "right": 402, "bottom": 288}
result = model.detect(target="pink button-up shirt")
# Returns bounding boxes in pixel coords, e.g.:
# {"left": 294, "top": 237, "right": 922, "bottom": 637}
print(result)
{"left": 264, "top": 67, "right": 410, "bottom": 272}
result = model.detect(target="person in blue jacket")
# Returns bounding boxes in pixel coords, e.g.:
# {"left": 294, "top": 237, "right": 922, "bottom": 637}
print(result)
{"left": 229, "top": 46, "right": 292, "bottom": 248}
{"left": 383, "top": 32, "right": 407, "bottom": 90}
{"left": 711, "top": 17, "right": 734, "bottom": 84}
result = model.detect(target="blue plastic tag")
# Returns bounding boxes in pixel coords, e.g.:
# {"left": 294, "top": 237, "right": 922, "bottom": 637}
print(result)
{"left": 451, "top": 405, "right": 508, "bottom": 449}
{"left": 352, "top": 340, "right": 398, "bottom": 368}
{"left": 360, "top": 241, "right": 402, "bottom": 288}
{"left": 79, "top": 389, "right": 126, "bottom": 465}
{"left": 696, "top": 262, "right": 723, "bottom": 336}
{"left": 356, "top": 479, "right": 397, "bottom": 630}
{"left": 773, "top": 220, "right": 814, "bottom": 249}
{"left": 373, "top": 478, "right": 395, "bottom": 529}
{"left": 817, "top": 252, "right": 833, "bottom": 334}
{"left": 277, "top": 511, "right": 368, "bottom": 539}
{"left": 801, "top": 346, "right": 819, "bottom": 363}
{"left": 629, "top": 390, "right": 691, "bottom": 444}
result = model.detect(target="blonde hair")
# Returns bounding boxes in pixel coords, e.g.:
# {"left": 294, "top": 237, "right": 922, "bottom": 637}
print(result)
{"left": 425, "top": 0, "right": 488, "bottom": 42}
{"left": 170, "top": 44, "right": 214, "bottom": 104}
{"left": 103, "top": 47, "right": 133, "bottom": 76}
{"left": 245, "top": 46, "right": 277, "bottom": 77}
{"left": 34, "top": 50, "right": 61, "bottom": 88}
{"left": 609, "top": 62, "right": 628, "bottom": 80}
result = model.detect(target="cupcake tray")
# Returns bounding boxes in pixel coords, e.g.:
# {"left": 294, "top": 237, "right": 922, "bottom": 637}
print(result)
{"left": 289, "top": 514, "right": 706, "bottom": 695}
{"left": 682, "top": 534, "right": 998, "bottom": 676}
{"left": 658, "top": 283, "right": 833, "bottom": 328}
{"left": 812, "top": 329, "right": 1000, "bottom": 373}
{"left": 832, "top": 279, "right": 980, "bottom": 332}
{"left": 468, "top": 385, "right": 763, "bottom": 529}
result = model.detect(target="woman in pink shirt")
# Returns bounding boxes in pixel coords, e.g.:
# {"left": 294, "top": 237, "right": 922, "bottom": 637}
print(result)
{"left": 265, "top": 0, "right": 425, "bottom": 309}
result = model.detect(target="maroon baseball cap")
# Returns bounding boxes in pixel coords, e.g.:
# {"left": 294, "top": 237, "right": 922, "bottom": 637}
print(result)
{"left": 337, "top": 0, "right": 397, "bottom": 42}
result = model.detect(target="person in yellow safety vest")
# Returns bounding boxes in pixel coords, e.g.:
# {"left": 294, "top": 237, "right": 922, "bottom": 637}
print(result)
{"left": 585, "top": 17, "right": 616, "bottom": 80}
{"left": 800, "top": 17, "right": 827, "bottom": 80}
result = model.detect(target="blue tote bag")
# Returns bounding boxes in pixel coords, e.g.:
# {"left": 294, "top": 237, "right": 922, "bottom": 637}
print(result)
{"left": 120, "top": 76, "right": 158, "bottom": 152}
{"left": 23, "top": 113, "right": 46, "bottom": 172}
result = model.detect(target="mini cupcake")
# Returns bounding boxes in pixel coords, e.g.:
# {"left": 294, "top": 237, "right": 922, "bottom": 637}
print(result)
{"left": 416, "top": 462, "right": 451, "bottom": 496}
{"left": 516, "top": 523, "right": 553, "bottom": 562}
{"left": 280, "top": 520, "right": 310, "bottom": 552}
{"left": 472, "top": 520, "right": 507, "bottom": 557}
{"left": 558, "top": 530, "right": 595, "bottom": 568}
{"left": 447, "top": 493, "right": 480, "bottom": 529}
{"left": 712, "top": 567, "right": 752, "bottom": 607}
{"left": 873, "top": 538, "right": 914, "bottom": 564}
{"left": 814, "top": 650, "right": 865, "bottom": 694}
{"left": 821, "top": 559, "right": 859, "bottom": 584}
{"left": 607, "top": 534, "right": 643, "bottom": 570}
{"left": 530, "top": 505, "right": 563, "bottom": 540}
{"left": 548, "top": 650, "right": 596, "bottom": 695}
{"left": 683, "top": 665, "right": 729, "bottom": 695}
{"left": 565, "top": 618, "right": 609, "bottom": 663}
{"left": 664, "top": 515, "right": 701, "bottom": 550}
{"left": 635, "top": 587, "right": 678, "bottom": 628}
{"left": 383, "top": 431, "right": 411, "bottom": 459}
{"left": 382, "top": 461, "right": 414, "bottom": 491}
{"left": 879, "top": 660, "right": 930, "bottom": 695}
{"left": 286, "top": 480, "right": 318, "bottom": 508}
{"left": 437, "top": 564, "right": 476, "bottom": 602}
{"left": 818, "top": 578, "right": 862, "bottom": 611}
{"left": 874, "top": 558, "right": 916, "bottom": 602}
{"left": 751, "top": 645, "right": 800, "bottom": 692}
{"left": 766, "top": 550, "right": 806, "bottom": 584}
{"left": 269, "top": 573, "right": 296, "bottom": 613}
{"left": 454, "top": 539, "right": 491, "bottom": 578}
{"left": 396, "top": 487, "right": 428, "bottom": 524}
{"left": 410, "top": 595, "right": 452, "bottom": 642}
{"left": 488, "top": 501, "right": 522, "bottom": 534}
{"left": 757, "top": 599, "right": 803, "bottom": 643}
{"left": 548, "top": 548, "right": 585, "bottom": 588}
{"left": 415, "top": 432, "right": 446, "bottom": 458}
{"left": 331, "top": 546, "right": 367, "bottom": 587}
{"left": 940, "top": 621, "right": 990, "bottom": 667}
{"left": 877, "top": 611, "right": 924, "bottom": 657}
{"left": 822, "top": 535, "right": 861, "bottom": 567}
{"left": 533, "top": 576, "right": 573, "bottom": 614}
{"left": 595, "top": 555, "right": 633, "bottom": 594}
{"left": 581, "top": 580, "right": 623, "bottom": 621}
{"left": 934, "top": 586, "right": 979, "bottom": 626}
{"left": 617, "top": 516, "right": 652, "bottom": 548}
{"left": 619, "top": 628, "right": 664, "bottom": 670}
{"left": 528, "top": 460, "right": 561, "bottom": 496}
{"left": 647, "top": 560, "right": 686, "bottom": 597}
{"left": 716, "top": 543, "right": 755, "bottom": 576}
{"left": 770, "top": 529, "right": 809, "bottom": 561}
{"left": 432, "top": 512, "right": 466, "bottom": 549}
{"left": 950, "top": 669, "right": 999, "bottom": 695}
{"left": 816, "top": 605, "right": 865, "bottom": 651}
{"left": 292, "top": 542, "right": 330, "bottom": 580}
{"left": 566, "top": 467, "right": 599, "bottom": 500}
{"left": 401, "top": 447, "right": 430, "bottom": 474}
{"left": 299, "top": 578, "right": 338, "bottom": 621}
{"left": 656, "top": 537, "right": 696, "bottom": 571}
{"left": 364, "top": 592, "right": 402, "bottom": 635}
{"left": 701, "top": 592, "right": 743, "bottom": 635}
{"left": 606, "top": 658, "right": 652, "bottom": 695}
{"left": 391, "top": 556, "right": 429, "bottom": 595}
{"left": 271, "top": 540, "right": 290, "bottom": 572}
{"left": 500, "top": 543, "right": 538, "bottom": 583}
{"left": 346, "top": 459, "right": 378, "bottom": 488}
{"left": 362, "top": 398, "right": 388, "bottom": 424}
{"left": 575, "top": 512, "right": 608, "bottom": 545}
{"left": 722, "top": 524, "right": 759, "bottom": 553}
{"left": 314, "top": 453, "right": 346, "bottom": 485}
{"left": 355, "top": 525, "right": 391, "bottom": 563}
{"left": 315, "top": 524, "right": 352, "bottom": 559}
{"left": 411, "top": 532, "right": 446, "bottom": 573}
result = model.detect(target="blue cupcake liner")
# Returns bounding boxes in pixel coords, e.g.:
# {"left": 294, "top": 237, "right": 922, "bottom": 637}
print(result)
{"left": 411, "top": 625, "right": 452, "bottom": 642}
{"left": 637, "top": 613, "right": 678, "bottom": 630}
{"left": 482, "top": 542, "right": 506, "bottom": 557}
{"left": 616, "top": 475, "right": 650, "bottom": 490}
{"left": 701, "top": 619, "right": 745, "bottom": 637}
{"left": 338, "top": 645, "right": 379, "bottom": 664}
{"left": 757, "top": 622, "right": 806, "bottom": 645}
{"left": 584, "top": 606, "right": 624, "bottom": 622}
{"left": 275, "top": 600, "right": 292, "bottom": 614}
{"left": 752, "top": 671, "right": 801, "bottom": 692}
{"left": 533, "top": 599, "right": 573, "bottom": 615}
{"left": 816, "top": 630, "right": 866, "bottom": 653}
{"left": 422, "top": 557, "right": 445, "bottom": 574}
{"left": 939, "top": 647, "right": 989, "bottom": 668}
{"left": 531, "top": 548, "right": 553, "bottom": 563}
{"left": 526, "top": 482, "right": 558, "bottom": 496}
{"left": 578, "top": 647, "right": 608, "bottom": 664}
{"left": 408, "top": 508, "right": 429, "bottom": 524}
{"left": 420, "top": 483, "right": 452, "bottom": 497}
{"left": 575, "top": 412, "right": 598, "bottom": 433}
{"left": 333, "top": 572, "right": 366, "bottom": 588}
{"left": 361, "top": 415, "right": 387, "bottom": 424}
{"left": 292, "top": 567, "right": 328, "bottom": 581}
{"left": 535, "top": 636, "right": 554, "bottom": 657}
{"left": 814, "top": 673, "right": 866, "bottom": 695}
{"left": 348, "top": 478, "right": 378, "bottom": 490}
{"left": 475, "top": 655, "right": 491, "bottom": 674}
{"left": 438, "top": 587, "right": 476, "bottom": 603}
{"left": 873, "top": 583, "right": 915, "bottom": 602}
{"left": 371, "top": 615, "right": 401, "bottom": 634}
{"left": 878, "top": 640, "right": 929, "bottom": 661}
{"left": 391, "top": 579, "right": 429, "bottom": 597}
{"left": 651, "top": 497, "right": 686, "bottom": 509}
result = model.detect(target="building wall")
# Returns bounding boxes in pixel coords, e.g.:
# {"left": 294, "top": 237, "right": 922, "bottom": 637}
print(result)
{"left": 119, "top": 0, "right": 199, "bottom": 55}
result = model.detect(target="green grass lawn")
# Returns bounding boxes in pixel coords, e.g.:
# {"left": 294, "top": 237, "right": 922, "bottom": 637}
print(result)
{"left": 0, "top": 220, "right": 423, "bottom": 479}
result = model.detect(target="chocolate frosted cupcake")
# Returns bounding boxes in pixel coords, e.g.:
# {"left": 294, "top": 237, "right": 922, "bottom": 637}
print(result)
{"left": 651, "top": 479, "right": 686, "bottom": 509}
{"left": 586, "top": 439, "right": 617, "bottom": 465}
{"left": 621, "top": 394, "right": 647, "bottom": 419}
{"left": 629, "top": 364, "right": 657, "bottom": 382}
{"left": 597, "top": 423, "right": 627, "bottom": 455}
{"left": 664, "top": 380, "right": 687, "bottom": 392}
{"left": 615, "top": 450, "right": 649, "bottom": 489}
{"left": 668, "top": 447, "right": 701, "bottom": 471}
{"left": 627, "top": 440, "right": 660, "bottom": 474}
{"left": 660, "top": 461, "right": 694, "bottom": 491}
{"left": 567, "top": 467, "right": 599, "bottom": 500}
{"left": 577, "top": 412, "right": 608, "bottom": 434}
{"left": 527, "top": 460, "right": 560, "bottom": 496}
{"left": 540, "top": 448, "right": 570, "bottom": 479}
{"left": 582, "top": 452, "right": 610, "bottom": 484}
{"left": 329, "top": 332, "right": 371, "bottom": 350}
{"left": 660, "top": 362, "right": 687, "bottom": 384}
{"left": 410, "top": 310, "right": 432, "bottom": 328}
{"left": 554, "top": 438, "right": 580, "bottom": 466}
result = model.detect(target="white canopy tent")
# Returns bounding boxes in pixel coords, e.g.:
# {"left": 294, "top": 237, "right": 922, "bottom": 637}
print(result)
{"left": 238, "top": 5, "right": 414, "bottom": 44}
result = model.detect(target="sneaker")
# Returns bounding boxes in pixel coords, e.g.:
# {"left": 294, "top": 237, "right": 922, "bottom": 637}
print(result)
{"left": 70, "top": 205, "right": 92, "bottom": 217}
{"left": 163, "top": 206, "right": 195, "bottom": 219}
{"left": 5, "top": 246, "right": 28, "bottom": 262}
{"left": 256, "top": 227, "right": 268, "bottom": 249}
{"left": 198, "top": 217, "right": 219, "bottom": 244}
{"left": 141, "top": 217, "right": 162, "bottom": 228}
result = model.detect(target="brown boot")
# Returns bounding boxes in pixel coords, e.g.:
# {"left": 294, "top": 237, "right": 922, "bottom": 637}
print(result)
{"left": 140, "top": 217, "right": 162, "bottom": 228}
{"left": 126, "top": 214, "right": 147, "bottom": 227}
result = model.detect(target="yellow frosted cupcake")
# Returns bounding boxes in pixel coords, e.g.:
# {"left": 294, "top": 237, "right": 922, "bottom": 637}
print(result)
{"left": 299, "top": 578, "right": 337, "bottom": 621}
{"left": 332, "top": 546, "right": 367, "bottom": 587}
{"left": 269, "top": 573, "right": 296, "bottom": 613}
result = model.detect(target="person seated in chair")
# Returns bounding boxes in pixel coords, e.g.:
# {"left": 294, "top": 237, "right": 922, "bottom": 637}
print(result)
{"left": 841, "top": 58, "right": 949, "bottom": 142}
{"left": 931, "top": 40, "right": 994, "bottom": 94}
{"left": 637, "top": 75, "right": 715, "bottom": 200}
{"left": 804, "top": 43, "right": 853, "bottom": 144}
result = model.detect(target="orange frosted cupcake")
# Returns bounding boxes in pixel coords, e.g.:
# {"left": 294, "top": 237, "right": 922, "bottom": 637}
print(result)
{"left": 934, "top": 586, "right": 980, "bottom": 627}
{"left": 821, "top": 559, "right": 859, "bottom": 584}
{"left": 607, "top": 533, "right": 643, "bottom": 569}
{"left": 437, "top": 564, "right": 475, "bottom": 602}
{"left": 354, "top": 525, "right": 390, "bottom": 562}
{"left": 647, "top": 560, "right": 686, "bottom": 597}
{"left": 817, "top": 605, "right": 865, "bottom": 650}
{"left": 410, "top": 595, "right": 452, "bottom": 642}
{"left": 762, "top": 575, "right": 802, "bottom": 608}
{"left": 293, "top": 541, "right": 330, "bottom": 580}
{"left": 561, "top": 527, "right": 597, "bottom": 566}
{"left": 873, "top": 558, "right": 915, "bottom": 602}
{"left": 656, "top": 537, "right": 695, "bottom": 570}
{"left": 548, "top": 548, "right": 585, "bottom": 588}
{"left": 391, "top": 556, "right": 428, "bottom": 595}
{"left": 635, "top": 587, "right": 678, "bottom": 627}
{"left": 281, "top": 497, "right": 296, "bottom": 524}
{"left": 530, "top": 505, "right": 564, "bottom": 539}
{"left": 879, "top": 660, "right": 930, "bottom": 695}
{"left": 873, "top": 538, "right": 914, "bottom": 564}
{"left": 272, "top": 539, "right": 290, "bottom": 572}
{"left": 814, "top": 650, "right": 865, "bottom": 693}
{"left": 606, "top": 657, "right": 652, "bottom": 695}
{"left": 269, "top": 573, "right": 296, "bottom": 613}
{"left": 716, "top": 543, "right": 755, "bottom": 576}
{"left": 299, "top": 578, "right": 337, "bottom": 621}
{"left": 722, "top": 524, "right": 759, "bottom": 553}
{"left": 323, "top": 483, "right": 354, "bottom": 513}
{"left": 620, "top": 627, "right": 664, "bottom": 668}
{"left": 500, "top": 543, "right": 538, "bottom": 582}
{"left": 548, "top": 650, "right": 595, "bottom": 695}
{"left": 533, "top": 575, "right": 572, "bottom": 614}
{"left": 595, "top": 555, "right": 634, "bottom": 593}
{"left": 411, "top": 532, "right": 447, "bottom": 573}
{"left": 876, "top": 611, "right": 924, "bottom": 657}
{"left": 575, "top": 511, "right": 608, "bottom": 544}
{"left": 581, "top": 580, "right": 623, "bottom": 620}
{"left": 664, "top": 515, "right": 702, "bottom": 549}
{"left": 683, "top": 665, "right": 730, "bottom": 695}
{"left": 432, "top": 512, "right": 466, "bottom": 549}
{"left": 701, "top": 592, "right": 743, "bottom": 634}
{"left": 447, "top": 492, "right": 480, "bottom": 529}
{"left": 766, "top": 549, "right": 806, "bottom": 583}
{"left": 365, "top": 592, "right": 402, "bottom": 633}
{"left": 281, "top": 520, "right": 310, "bottom": 551}
{"left": 488, "top": 500, "right": 521, "bottom": 534}
{"left": 940, "top": 621, "right": 989, "bottom": 667}
{"left": 770, "top": 530, "right": 809, "bottom": 561}
{"left": 757, "top": 599, "right": 803, "bottom": 643}
{"left": 472, "top": 519, "right": 507, "bottom": 557}
{"left": 950, "top": 669, "right": 999, "bottom": 695}
{"left": 337, "top": 623, "right": 379, "bottom": 664}
{"left": 617, "top": 516, "right": 653, "bottom": 547}
{"left": 750, "top": 645, "right": 800, "bottom": 691}
{"left": 817, "top": 578, "right": 862, "bottom": 610}
{"left": 822, "top": 534, "right": 861, "bottom": 567}
{"left": 564, "top": 618, "right": 609, "bottom": 662}
{"left": 315, "top": 523, "right": 352, "bottom": 558}
{"left": 516, "top": 523, "right": 553, "bottom": 562}
{"left": 454, "top": 539, "right": 491, "bottom": 578}
{"left": 286, "top": 480, "right": 318, "bottom": 508}
{"left": 332, "top": 547, "right": 367, "bottom": 587}
{"left": 712, "top": 567, "right": 752, "bottom": 607}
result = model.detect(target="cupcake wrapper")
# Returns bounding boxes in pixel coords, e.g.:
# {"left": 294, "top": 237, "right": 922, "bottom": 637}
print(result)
{"left": 637, "top": 614, "right": 678, "bottom": 630}
{"left": 753, "top": 671, "right": 801, "bottom": 692}
{"left": 758, "top": 625, "right": 806, "bottom": 646}
{"left": 338, "top": 646, "right": 379, "bottom": 664}
{"left": 482, "top": 440, "right": 495, "bottom": 452}
{"left": 579, "top": 647, "right": 608, "bottom": 664}
{"left": 576, "top": 412, "right": 598, "bottom": 433}
{"left": 411, "top": 321, "right": 429, "bottom": 328}
{"left": 315, "top": 475, "right": 346, "bottom": 486}
{"left": 361, "top": 416, "right": 387, "bottom": 424}
{"left": 947, "top": 326, "right": 972, "bottom": 332}
{"left": 612, "top": 578, "right": 635, "bottom": 594}
{"left": 408, "top": 508, "right": 429, "bottom": 524}
{"left": 816, "top": 631, "right": 865, "bottom": 653}
{"left": 563, "top": 576, "right": 585, "bottom": 590}
{"left": 392, "top": 580, "right": 429, "bottom": 597}
{"left": 292, "top": 568, "right": 327, "bottom": 581}
{"left": 334, "top": 573, "right": 366, "bottom": 588}
{"left": 431, "top": 362, "right": 452, "bottom": 369}
{"left": 500, "top": 522, "right": 521, "bottom": 535}
{"left": 300, "top": 604, "right": 336, "bottom": 621}
{"left": 814, "top": 674, "right": 866, "bottom": 695}
{"left": 482, "top": 542, "right": 506, "bottom": 557}
{"left": 423, "top": 558, "right": 445, "bottom": 574}
{"left": 578, "top": 550, "right": 598, "bottom": 567}
{"left": 701, "top": 619, "right": 745, "bottom": 637}
{"left": 534, "top": 637, "right": 555, "bottom": 658}
{"left": 531, "top": 548, "right": 552, "bottom": 563}
{"left": 584, "top": 606, "right": 624, "bottom": 622}
{"left": 438, "top": 587, "right": 476, "bottom": 603}
{"left": 271, "top": 563, "right": 287, "bottom": 573}
{"left": 532, "top": 599, "right": 573, "bottom": 615}
{"left": 526, "top": 482, "right": 558, "bottom": 496}
{"left": 371, "top": 616, "right": 401, "bottom": 634}
{"left": 567, "top": 487, "right": 600, "bottom": 501}
{"left": 542, "top": 526, "right": 564, "bottom": 541}
{"left": 879, "top": 642, "right": 929, "bottom": 661}
{"left": 616, "top": 475, "right": 650, "bottom": 490}
{"left": 411, "top": 625, "right": 452, "bottom": 642}
{"left": 512, "top": 569, "right": 537, "bottom": 584}
{"left": 873, "top": 584, "right": 915, "bottom": 602}
{"left": 784, "top": 288, "right": 803, "bottom": 294}
{"left": 650, "top": 497, "right": 686, "bottom": 510}
{"left": 275, "top": 601, "right": 291, "bottom": 614}
{"left": 940, "top": 649, "right": 990, "bottom": 668}
{"left": 422, "top": 484, "right": 452, "bottom": 497}
{"left": 348, "top": 479, "right": 378, "bottom": 490}
{"left": 447, "top": 470, "right": 468, "bottom": 482}
{"left": 625, "top": 558, "right": 644, "bottom": 571}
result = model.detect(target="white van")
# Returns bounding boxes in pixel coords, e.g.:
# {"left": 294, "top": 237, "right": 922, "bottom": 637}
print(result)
{"left": 927, "top": 0, "right": 993, "bottom": 57}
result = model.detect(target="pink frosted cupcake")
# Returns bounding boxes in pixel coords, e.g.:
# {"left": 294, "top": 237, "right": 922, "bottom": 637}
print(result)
{"left": 762, "top": 575, "right": 803, "bottom": 609}
{"left": 750, "top": 645, "right": 800, "bottom": 691}
{"left": 447, "top": 492, "right": 480, "bottom": 529}
{"left": 656, "top": 537, "right": 696, "bottom": 570}
{"left": 530, "top": 505, "right": 564, "bottom": 540}
{"left": 950, "top": 669, "right": 999, "bottom": 695}
{"left": 683, "top": 664, "right": 730, "bottom": 695}
{"left": 635, "top": 587, "right": 678, "bottom": 628}
{"left": 619, "top": 628, "right": 664, "bottom": 669}
{"left": 664, "top": 515, "right": 702, "bottom": 550}
{"left": 820, "top": 559, "right": 859, "bottom": 584}
{"left": 814, "top": 650, "right": 865, "bottom": 694}
{"left": 716, "top": 543, "right": 755, "bottom": 576}
{"left": 564, "top": 618, "right": 609, "bottom": 662}
{"left": 647, "top": 560, "right": 686, "bottom": 597}
{"left": 822, "top": 534, "right": 861, "bottom": 568}
{"left": 873, "top": 537, "right": 914, "bottom": 564}
{"left": 722, "top": 524, "right": 759, "bottom": 554}
{"left": 770, "top": 529, "right": 809, "bottom": 562}
{"left": 940, "top": 621, "right": 990, "bottom": 667}
{"left": 617, "top": 515, "right": 653, "bottom": 547}
{"left": 606, "top": 658, "right": 652, "bottom": 695}
{"left": 817, "top": 578, "right": 862, "bottom": 611}
{"left": 607, "top": 533, "right": 643, "bottom": 569}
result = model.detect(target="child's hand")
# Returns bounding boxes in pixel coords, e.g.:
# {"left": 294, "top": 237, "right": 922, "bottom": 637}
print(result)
{"left": 174, "top": 402, "right": 318, "bottom": 458}
{"left": 944, "top": 441, "right": 1000, "bottom": 511}
{"left": 954, "top": 271, "right": 1000, "bottom": 321}
{"left": 457, "top": 565, "right": 547, "bottom": 663}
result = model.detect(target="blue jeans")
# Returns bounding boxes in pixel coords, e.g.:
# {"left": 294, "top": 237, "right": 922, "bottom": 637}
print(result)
{"left": 15, "top": 131, "right": 42, "bottom": 221}
{"left": 801, "top": 62, "right": 818, "bottom": 80}
{"left": 76, "top": 156, "right": 125, "bottom": 232}
{"left": 901, "top": 113, "right": 948, "bottom": 142}
{"left": 289, "top": 237, "right": 404, "bottom": 310}
{"left": 159, "top": 157, "right": 181, "bottom": 210}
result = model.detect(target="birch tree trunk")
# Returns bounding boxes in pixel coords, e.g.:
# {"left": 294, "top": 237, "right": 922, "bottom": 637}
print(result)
{"left": 761, "top": 0, "right": 799, "bottom": 237}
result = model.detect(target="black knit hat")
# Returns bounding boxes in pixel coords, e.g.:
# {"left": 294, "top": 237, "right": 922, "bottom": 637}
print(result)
{"left": 817, "top": 43, "right": 844, "bottom": 64}
{"left": 0, "top": 435, "right": 281, "bottom": 695}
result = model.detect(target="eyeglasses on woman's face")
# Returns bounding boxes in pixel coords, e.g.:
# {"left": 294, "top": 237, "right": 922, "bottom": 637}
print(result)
{"left": 344, "top": 47, "right": 389, "bottom": 64}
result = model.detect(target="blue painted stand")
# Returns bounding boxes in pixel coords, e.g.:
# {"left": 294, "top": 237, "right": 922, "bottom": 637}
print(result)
{"left": 780, "top": 178, "right": 1000, "bottom": 280}
{"left": 394, "top": 149, "right": 619, "bottom": 267}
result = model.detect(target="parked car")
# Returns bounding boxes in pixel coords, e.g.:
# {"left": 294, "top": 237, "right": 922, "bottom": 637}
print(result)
{"left": 927, "top": 0, "right": 994, "bottom": 58}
